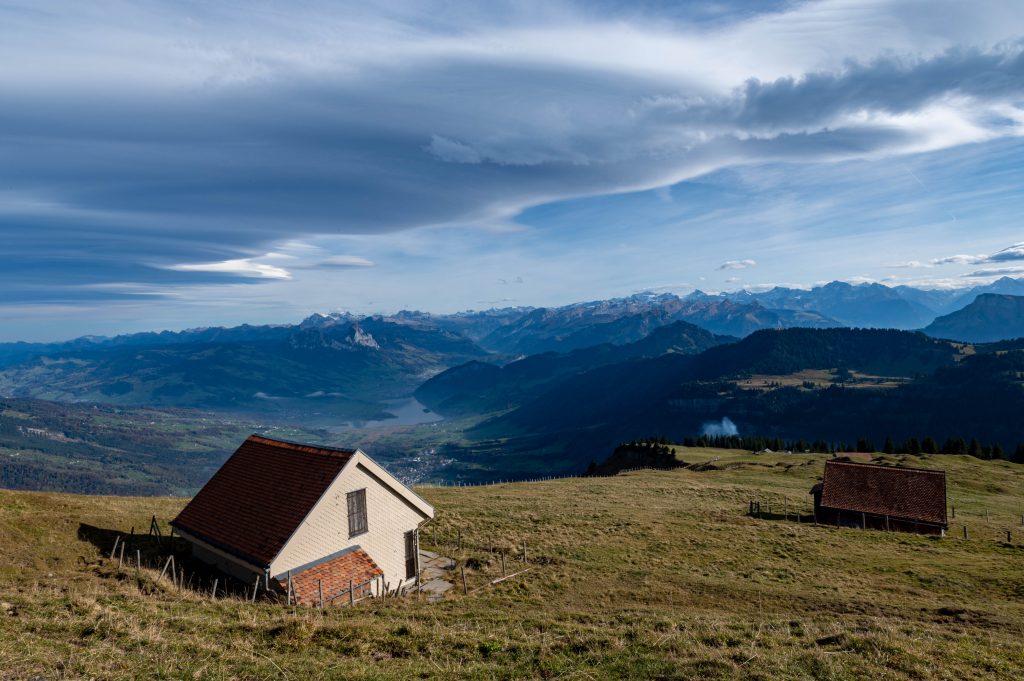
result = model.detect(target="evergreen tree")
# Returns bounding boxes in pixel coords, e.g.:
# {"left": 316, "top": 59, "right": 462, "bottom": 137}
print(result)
{"left": 968, "top": 438, "right": 982, "bottom": 458}
{"left": 992, "top": 443, "right": 1005, "bottom": 460}
{"left": 883, "top": 436, "right": 895, "bottom": 455}
{"left": 906, "top": 437, "right": 921, "bottom": 456}
{"left": 1014, "top": 444, "right": 1024, "bottom": 464}
{"left": 921, "top": 437, "right": 938, "bottom": 454}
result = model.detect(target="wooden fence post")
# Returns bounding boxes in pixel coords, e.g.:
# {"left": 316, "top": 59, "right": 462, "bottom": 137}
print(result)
{"left": 963, "top": 525, "right": 969, "bottom": 540}
{"left": 318, "top": 579, "right": 324, "bottom": 609}
{"left": 118, "top": 542, "right": 125, "bottom": 569}
{"left": 211, "top": 578, "right": 218, "bottom": 598}
{"left": 461, "top": 566, "right": 468, "bottom": 595}
{"left": 110, "top": 535, "right": 120, "bottom": 560}
{"left": 135, "top": 549, "right": 141, "bottom": 577}
{"left": 251, "top": 576, "right": 259, "bottom": 603}
{"left": 349, "top": 579, "right": 355, "bottom": 607}
{"left": 159, "top": 555, "right": 172, "bottom": 582}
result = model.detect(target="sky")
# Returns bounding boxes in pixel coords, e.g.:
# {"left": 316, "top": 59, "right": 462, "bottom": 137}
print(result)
{"left": 2, "top": 0, "right": 1024, "bottom": 341}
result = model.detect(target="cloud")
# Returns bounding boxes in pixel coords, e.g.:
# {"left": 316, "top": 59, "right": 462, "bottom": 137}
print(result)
{"left": 927, "top": 242, "right": 1024, "bottom": 267}
{"left": 313, "top": 255, "right": 376, "bottom": 268}
{"left": 718, "top": 259, "right": 756, "bottom": 270}
{"left": 498, "top": 276, "right": 524, "bottom": 285}
{"left": 987, "top": 242, "right": 1024, "bottom": 262}
{"left": 426, "top": 135, "right": 483, "bottom": 164}
{"left": 166, "top": 258, "right": 291, "bottom": 280}
{"left": 702, "top": 417, "right": 739, "bottom": 437}
{"left": 5, "top": 0, "right": 1024, "bottom": 335}
{"left": 962, "top": 266, "right": 1024, "bottom": 278}
{"left": 932, "top": 254, "right": 986, "bottom": 265}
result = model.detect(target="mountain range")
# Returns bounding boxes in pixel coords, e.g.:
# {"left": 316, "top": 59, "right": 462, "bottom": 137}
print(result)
{"left": 0, "top": 315, "right": 488, "bottom": 421}
{"left": 2, "top": 278, "right": 1024, "bottom": 426}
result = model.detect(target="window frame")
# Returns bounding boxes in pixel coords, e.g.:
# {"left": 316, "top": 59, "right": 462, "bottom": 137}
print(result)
{"left": 347, "top": 488, "right": 368, "bottom": 538}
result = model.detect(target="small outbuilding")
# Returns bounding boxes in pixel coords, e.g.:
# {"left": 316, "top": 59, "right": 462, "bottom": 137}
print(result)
{"left": 171, "top": 435, "right": 434, "bottom": 604}
{"left": 810, "top": 460, "right": 948, "bottom": 535}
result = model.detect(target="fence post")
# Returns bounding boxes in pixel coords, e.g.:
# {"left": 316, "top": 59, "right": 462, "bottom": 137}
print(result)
{"left": 159, "top": 555, "right": 172, "bottom": 582}
{"left": 963, "top": 525, "right": 969, "bottom": 540}
{"left": 110, "top": 535, "right": 120, "bottom": 560}
{"left": 349, "top": 579, "right": 355, "bottom": 607}
{"left": 461, "top": 566, "right": 468, "bottom": 595}
{"left": 318, "top": 579, "right": 324, "bottom": 609}
{"left": 211, "top": 578, "right": 218, "bottom": 598}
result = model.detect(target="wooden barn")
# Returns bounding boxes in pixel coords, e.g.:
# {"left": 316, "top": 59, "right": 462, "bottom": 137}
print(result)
{"left": 171, "top": 435, "right": 434, "bottom": 604}
{"left": 810, "top": 460, "right": 948, "bottom": 535}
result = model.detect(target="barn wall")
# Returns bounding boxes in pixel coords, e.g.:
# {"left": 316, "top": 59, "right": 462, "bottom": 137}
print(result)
{"left": 271, "top": 454, "right": 429, "bottom": 591}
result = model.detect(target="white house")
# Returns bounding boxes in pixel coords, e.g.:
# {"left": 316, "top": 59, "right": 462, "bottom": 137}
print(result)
{"left": 171, "top": 435, "right": 434, "bottom": 605}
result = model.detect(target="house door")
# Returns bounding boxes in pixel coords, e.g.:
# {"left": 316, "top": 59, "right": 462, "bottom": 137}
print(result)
{"left": 405, "top": 530, "right": 418, "bottom": 580}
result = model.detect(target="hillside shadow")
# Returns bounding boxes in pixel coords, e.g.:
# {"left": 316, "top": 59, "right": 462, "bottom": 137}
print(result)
{"left": 76, "top": 522, "right": 280, "bottom": 601}
{"left": 77, "top": 523, "right": 122, "bottom": 556}
{"left": 77, "top": 523, "right": 177, "bottom": 561}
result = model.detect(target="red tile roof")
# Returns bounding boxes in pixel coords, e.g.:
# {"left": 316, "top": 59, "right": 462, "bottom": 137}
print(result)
{"left": 279, "top": 547, "right": 383, "bottom": 606}
{"left": 819, "top": 460, "right": 947, "bottom": 526}
{"left": 171, "top": 435, "right": 355, "bottom": 567}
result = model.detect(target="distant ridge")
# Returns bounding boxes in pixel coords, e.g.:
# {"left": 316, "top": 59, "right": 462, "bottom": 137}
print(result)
{"left": 923, "top": 294, "right": 1024, "bottom": 342}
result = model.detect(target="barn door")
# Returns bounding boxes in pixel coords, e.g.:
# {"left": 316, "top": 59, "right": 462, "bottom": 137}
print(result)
{"left": 404, "top": 530, "right": 418, "bottom": 580}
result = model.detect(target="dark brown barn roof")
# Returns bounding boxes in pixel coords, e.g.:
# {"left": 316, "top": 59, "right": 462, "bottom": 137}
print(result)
{"left": 171, "top": 435, "right": 356, "bottom": 567}
{"left": 819, "top": 460, "right": 947, "bottom": 526}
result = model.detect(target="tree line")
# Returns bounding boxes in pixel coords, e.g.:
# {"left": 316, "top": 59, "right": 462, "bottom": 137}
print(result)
{"left": 677, "top": 434, "right": 1024, "bottom": 463}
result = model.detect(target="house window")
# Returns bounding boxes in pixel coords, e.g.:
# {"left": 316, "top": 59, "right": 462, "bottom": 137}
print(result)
{"left": 347, "top": 489, "right": 368, "bottom": 537}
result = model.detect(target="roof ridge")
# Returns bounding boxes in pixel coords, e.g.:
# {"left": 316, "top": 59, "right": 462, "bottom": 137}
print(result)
{"left": 247, "top": 434, "right": 357, "bottom": 458}
{"left": 825, "top": 459, "right": 945, "bottom": 475}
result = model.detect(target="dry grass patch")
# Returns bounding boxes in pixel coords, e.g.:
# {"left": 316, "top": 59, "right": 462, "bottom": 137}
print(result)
{"left": 1, "top": 450, "right": 1023, "bottom": 678}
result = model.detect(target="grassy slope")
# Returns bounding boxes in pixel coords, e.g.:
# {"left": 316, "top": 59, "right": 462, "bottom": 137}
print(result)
{"left": 1, "top": 449, "right": 1023, "bottom": 679}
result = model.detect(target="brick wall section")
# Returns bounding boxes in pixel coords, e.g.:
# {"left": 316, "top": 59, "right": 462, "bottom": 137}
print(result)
{"left": 278, "top": 549, "right": 382, "bottom": 606}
